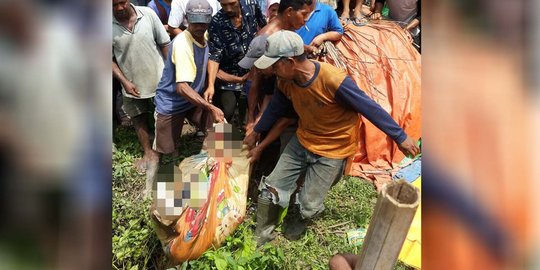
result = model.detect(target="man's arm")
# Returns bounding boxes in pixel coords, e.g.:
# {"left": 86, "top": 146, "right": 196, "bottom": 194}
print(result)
{"left": 147, "top": 7, "right": 171, "bottom": 59}
{"left": 167, "top": 0, "right": 186, "bottom": 38}
{"left": 308, "top": 8, "right": 344, "bottom": 49}
{"left": 247, "top": 117, "right": 297, "bottom": 163}
{"left": 176, "top": 82, "right": 225, "bottom": 122}
{"left": 246, "top": 70, "right": 263, "bottom": 133}
{"left": 253, "top": 0, "right": 267, "bottom": 29}
{"left": 334, "top": 76, "right": 420, "bottom": 157}
{"left": 168, "top": 26, "right": 183, "bottom": 37}
{"left": 310, "top": 31, "right": 343, "bottom": 47}
{"left": 244, "top": 89, "right": 292, "bottom": 148}
{"left": 112, "top": 58, "right": 139, "bottom": 97}
{"left": 204, "top": 60, "right": 219, "bottom": 102}
{"left": 149, "top": 7, "right": 172, "bottom": 51}
{"left": 160, "top": 43, "right": 170, "bottom": 60}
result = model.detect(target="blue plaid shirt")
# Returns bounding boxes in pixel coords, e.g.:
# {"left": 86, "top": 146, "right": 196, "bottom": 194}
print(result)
{"left": 208, "top": 0, "right": 266, "bottom": 91}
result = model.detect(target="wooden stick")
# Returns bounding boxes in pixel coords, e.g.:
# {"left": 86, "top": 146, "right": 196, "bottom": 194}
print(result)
{"left": 355, "top": 180, "right": 420, "bottom": 270}
{"left": 327, "top": 221, "right": 352, "bottom": 229}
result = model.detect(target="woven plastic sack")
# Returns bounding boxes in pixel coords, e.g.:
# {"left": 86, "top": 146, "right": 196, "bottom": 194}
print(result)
{"left": 151, "top": 124, "right": 249, "bottom": 263}
{"left": 318, "top": 21, "right": 421, "bottom": 189}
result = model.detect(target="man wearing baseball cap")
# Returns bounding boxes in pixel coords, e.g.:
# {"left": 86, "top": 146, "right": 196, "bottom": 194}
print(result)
{"left": 150, "top": 0, "right": 225, "bottom": 195}
{"left": 244, "top": 30, "right": 420, "bottom": 245}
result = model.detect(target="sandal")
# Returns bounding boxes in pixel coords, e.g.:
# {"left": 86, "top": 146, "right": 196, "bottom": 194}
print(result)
{"left": 351, "top": 16, "right": 368, "bottom": 27}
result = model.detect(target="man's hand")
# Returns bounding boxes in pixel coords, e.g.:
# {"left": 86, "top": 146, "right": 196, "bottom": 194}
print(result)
{"left": 243, "top": 131, "right": 260, "bottom": 150}
{"left": 370, "top": 12, "right": 382, "bottom": 20}
{"left": 203, "top": 86, "right": 215, "bottom": 103}
{"left": 209, "top": 105, "right": 225, "bottom": 123}
{"left": 398, "top": 136, "right": 420, "bottom": 158}
{"left": 305, "top": 45, "right": 318, "bottom": 55}
{"left": 310, "top": 35, "right": 325, "bottom": 47}
{"left": 122, "top": 80, "right": 140, "bottom": 97}
{"left": 241, "top": 72, "right": 250, "bottom": 83}
{"left": 247, "top": 145, "right": 263, "bottom": 164}
{"left": 245, "top": 121, "right": 255, "bottom": 136}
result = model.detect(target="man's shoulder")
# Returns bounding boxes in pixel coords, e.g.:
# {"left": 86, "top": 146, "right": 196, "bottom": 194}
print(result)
{"left": 174, "top": 31, "right": 190, "bottom": 44}
{"left": 210, "top": 10, "right": 227, "bottom": 25}
{"left": 136, "top": 5, "right": 156, "bottom": 15}
{"left": 317, "top": 62, "right": 347, "bottom": 83}
{"left": 316, "top": 3, "right": 338, "bottom": 17}
{"left": 318, "top": 61, "right": 342, "bottom": 72}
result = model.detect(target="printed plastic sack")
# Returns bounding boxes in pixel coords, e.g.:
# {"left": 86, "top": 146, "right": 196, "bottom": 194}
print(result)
{"left": 151, "top": 123, "right": 249, "bottom": 263}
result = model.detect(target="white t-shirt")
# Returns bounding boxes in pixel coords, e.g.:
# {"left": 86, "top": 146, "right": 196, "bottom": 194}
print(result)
{"left": 168, "top": 0, "right": 221, "bottom": 28}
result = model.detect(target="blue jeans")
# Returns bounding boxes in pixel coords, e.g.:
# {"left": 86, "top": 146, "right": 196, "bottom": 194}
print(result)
{"left": 259, "top": 134, "right": 346, "bottom": 219}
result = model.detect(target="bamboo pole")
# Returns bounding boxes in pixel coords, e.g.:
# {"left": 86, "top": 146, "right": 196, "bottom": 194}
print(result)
{"left": 355, "top": 180, "right": 420, "bottom": 270}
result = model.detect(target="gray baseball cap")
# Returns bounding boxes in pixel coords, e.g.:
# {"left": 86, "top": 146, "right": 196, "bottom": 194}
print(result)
{"left": 238, "top": 35, "right": 268, "bottom": 69}
{"left": 186, "top": 0, "right": 213, "bottom": 24}
{"left": 254, "top": 30, "right": 304, "bottom": 70}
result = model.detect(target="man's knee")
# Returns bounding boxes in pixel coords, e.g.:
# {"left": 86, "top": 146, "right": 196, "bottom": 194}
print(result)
{"left": 258, "top": 177, "right": 283, "bottom": 206}
{"left": 299, "top": 201, "right": 324, "bottom": 219}
{"left": 131, "top": 113, "right": 148, "bottom": 126}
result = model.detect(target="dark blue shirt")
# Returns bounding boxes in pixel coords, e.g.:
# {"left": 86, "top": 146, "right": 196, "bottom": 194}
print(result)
{"left": 208, "top": 0, "right": 266, "bottom": 91}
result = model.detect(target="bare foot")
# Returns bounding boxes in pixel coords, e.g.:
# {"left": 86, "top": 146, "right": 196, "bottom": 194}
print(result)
{"left": 353, "top": 11, "right": 363, "bottom": 20}
{"left": 134, "top": 158, "right": 147, "bottom": 174}
{"left": 145, "top": 160, "right": 159, "bottom": 198}
{"left": 340, "top": 9, "right": 350, "bottom": 21}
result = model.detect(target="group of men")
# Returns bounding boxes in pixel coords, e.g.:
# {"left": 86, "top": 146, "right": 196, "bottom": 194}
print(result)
{"left": 113, "top": 0, "right": 420, "bottom": 258}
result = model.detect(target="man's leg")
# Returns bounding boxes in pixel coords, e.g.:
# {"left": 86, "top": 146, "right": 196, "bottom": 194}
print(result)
{"left": 215, "top": 89, "right": 238, "bottom": 123}
{"left": 150, "top": 111, "right": 186, "bottom": 197}
{"left": 283, "top": 152, "right": 345, "bottom": 240}
{"left": 187, "top": 106, "right": 212, "bottom": 134}
{"left": 255, "top": 135, "right": 307, "bottom": 246}
{"left": 122, "top": 96, "right": 159, "bottom": 173}
{"left": 249, "top": 132, "right": 280, "bottom": 203}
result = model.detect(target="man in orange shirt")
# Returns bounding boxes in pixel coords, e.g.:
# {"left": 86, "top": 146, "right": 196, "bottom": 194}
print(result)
{"left": 244, "top": 30, "right": 420, "bottom": 245}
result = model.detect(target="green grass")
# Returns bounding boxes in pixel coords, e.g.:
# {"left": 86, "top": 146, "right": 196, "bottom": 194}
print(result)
{"left": 113, "top": 126, "right": 414, "bottom": 270}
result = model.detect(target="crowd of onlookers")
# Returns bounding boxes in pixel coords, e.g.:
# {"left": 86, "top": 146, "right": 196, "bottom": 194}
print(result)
{"left": 113, "top": 0, "right": 420, "bottom": 266}
{"left": 113, "top": 0, "right": 420, "bottom": 190}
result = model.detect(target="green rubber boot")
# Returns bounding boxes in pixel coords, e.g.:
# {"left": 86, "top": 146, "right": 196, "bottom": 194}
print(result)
{"left": 255, "top": 196, "right": 281, "bottom": 247}
{"left": 283, "top": 204, "right": 308, "bottom": 241}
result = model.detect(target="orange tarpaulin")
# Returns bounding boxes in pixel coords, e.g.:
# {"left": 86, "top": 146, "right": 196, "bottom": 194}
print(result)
{"left": 319, "top": 21, "right": 421, "bottom": 189}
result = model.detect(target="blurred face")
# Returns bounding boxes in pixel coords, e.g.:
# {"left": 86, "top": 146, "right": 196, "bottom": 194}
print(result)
{"left": 220, "top": 0, "right": 241, "bottom": 18}
{"left": 285, "top": 4, "right": 310, "bottom": 30}
{"left": 113, "top": 0, "right": 131, "bottom": 20}
{"left": 271, "top": 57, "right": 295, "bottom": 80}
{"left": 188, "top": 23, "right": 209, "bottom": 39}
{"left": 267, "top": 4, "right": 279, "bottom": 22}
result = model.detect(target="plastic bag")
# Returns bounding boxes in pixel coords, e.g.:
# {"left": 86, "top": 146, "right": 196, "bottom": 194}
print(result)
{"left": 151, "top": 124, "right": 250, "bottom": 263}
